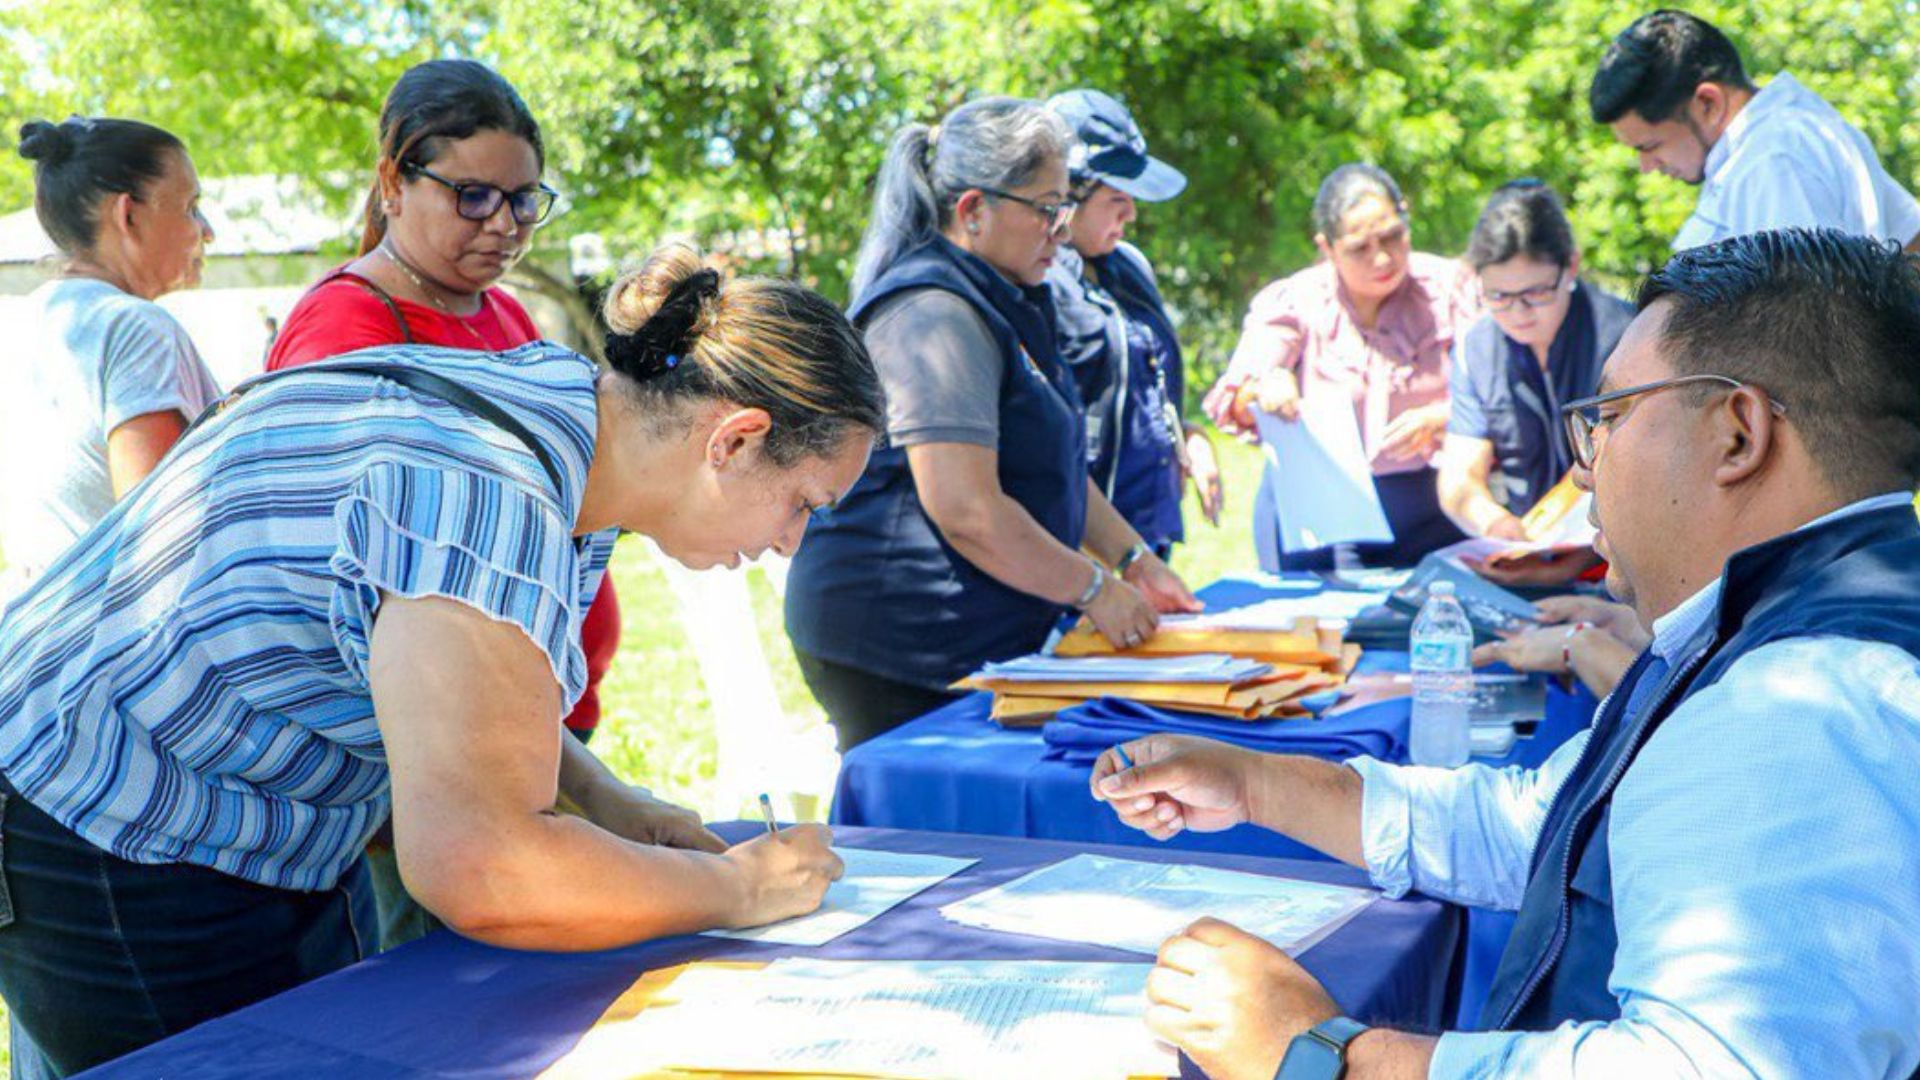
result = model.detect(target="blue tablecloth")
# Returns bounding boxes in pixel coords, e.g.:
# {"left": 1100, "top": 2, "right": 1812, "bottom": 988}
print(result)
{"left": 831, "top": 574, "right": 1597, "bottom": 1027}
{"left": 81, "top": 824, "right": 1461, "bottom": 1079}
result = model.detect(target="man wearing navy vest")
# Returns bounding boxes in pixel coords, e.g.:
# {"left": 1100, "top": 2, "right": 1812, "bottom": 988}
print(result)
{"left": 1093, "top": 228, "right": 1920, "bottom": 1079}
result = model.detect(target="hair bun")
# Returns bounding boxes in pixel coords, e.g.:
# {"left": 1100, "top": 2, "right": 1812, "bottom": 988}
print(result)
{"left": 605, "top": 266, "right": 721, "bottom": 380}
{"left": 18, "top": 119, "right": 77, "bottom": 166}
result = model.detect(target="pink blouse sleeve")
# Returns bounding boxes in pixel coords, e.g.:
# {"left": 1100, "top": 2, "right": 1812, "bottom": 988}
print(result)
{"left": 1204, "top": 275, "right": 1310, "bottom": 429}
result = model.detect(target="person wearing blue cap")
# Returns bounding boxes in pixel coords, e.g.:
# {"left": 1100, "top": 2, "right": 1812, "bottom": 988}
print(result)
{"left": 1044, "top": 90, "right": 1223, "bottom": 559}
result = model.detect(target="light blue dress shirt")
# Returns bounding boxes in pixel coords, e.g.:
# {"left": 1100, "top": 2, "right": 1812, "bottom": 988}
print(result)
{"left": 1348, "top": 492, "right": 1920, "bottom": 1078}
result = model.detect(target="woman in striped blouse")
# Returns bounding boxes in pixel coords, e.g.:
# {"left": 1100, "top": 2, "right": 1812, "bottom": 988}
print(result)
{"left": 0, "top": 243, "right": 879, "bottom": 1075}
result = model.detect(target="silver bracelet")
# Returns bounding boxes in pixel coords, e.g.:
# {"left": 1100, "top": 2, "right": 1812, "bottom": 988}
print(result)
{"left": 1071, "top": 559, "right": 1106, "bottom": 610}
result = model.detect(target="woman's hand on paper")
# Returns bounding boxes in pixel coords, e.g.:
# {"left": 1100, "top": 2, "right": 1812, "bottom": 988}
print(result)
{"left": 1145, "top": 917, "right": 1339, "bottom": 1080}
{"left": 1253, "top": 368, "right": 1302, "bottom": 422}
{"left": 1091, "top": 735, "right": 1253, "bottom": 839}
{"left": 1122, "top": 550, "right": 1204, "bottom": 616}
{"left": 1085, "top": 573, "right": 1159, "bottom": 650}
{"left": 722, "top": 823, "right": 844, "bottom": 928}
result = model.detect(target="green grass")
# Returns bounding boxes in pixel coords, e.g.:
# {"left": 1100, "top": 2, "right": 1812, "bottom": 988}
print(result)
{"left": 0, "top": 434, "right": 1266, "bottom": 1069}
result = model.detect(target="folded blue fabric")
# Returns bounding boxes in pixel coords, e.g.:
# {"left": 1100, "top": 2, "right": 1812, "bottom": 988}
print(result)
{"left": 1041, "top": 696, "right": 1409, "bottom": 766}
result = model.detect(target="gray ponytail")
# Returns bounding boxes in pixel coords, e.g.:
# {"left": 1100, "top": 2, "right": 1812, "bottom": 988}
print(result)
{"left": 851, "top": 96, "right": 1069, "bottom": 302}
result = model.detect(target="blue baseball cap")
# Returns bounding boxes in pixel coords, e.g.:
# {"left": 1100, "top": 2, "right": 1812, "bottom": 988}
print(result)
{"left": 1046, "top": 89, "right": 1187, "bottom": 202}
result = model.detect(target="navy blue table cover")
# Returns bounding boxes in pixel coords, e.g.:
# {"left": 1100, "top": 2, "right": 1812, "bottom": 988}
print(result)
{"left": 830, "top": 575, "right": 1597, "bottom": 1028}
{"left": 79, "top": 824, "right": 1461, "bottom": 1079}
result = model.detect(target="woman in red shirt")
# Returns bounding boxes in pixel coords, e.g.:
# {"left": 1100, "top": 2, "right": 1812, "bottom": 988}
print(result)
{"left": 269, "top": 60, "right": 623, "bottom": 951}
{"left": 269, "top": 59, "right": 620, "bottom": 749}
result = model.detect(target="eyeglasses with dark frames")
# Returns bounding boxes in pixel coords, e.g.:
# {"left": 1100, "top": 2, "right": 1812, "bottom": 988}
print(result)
{"left": 1481, "top": 268, "right": 1571, "bottom": 312}
{"left": 405, "top": 163, "right": 558, "bottom": 225}
{"left": 1560, "top": 373, "right": 1788, "bottom": 471}
{"left": 975, "top": 186, "right": 1078, "bottom": 234}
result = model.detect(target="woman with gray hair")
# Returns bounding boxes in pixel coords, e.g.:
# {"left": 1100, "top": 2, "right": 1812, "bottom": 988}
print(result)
{"left": 1204, "top": 162, "right": 1479, "bottom": 571}
{"left": 787, "top": 96, "right": 1199, "bottom": 749}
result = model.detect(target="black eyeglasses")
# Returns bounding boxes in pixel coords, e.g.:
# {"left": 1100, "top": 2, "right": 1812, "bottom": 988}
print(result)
{"left": 405, "top": 164, "right": 558, "bottom": 225}
{"left": 976, "top": 186, "right": 1078, "bottom": 234}
{"left": 1560, "top": 373, "right": 1788, "bottom": 471}
{"left": 1481, "top": 269, "right": 1570, "bottom": 312}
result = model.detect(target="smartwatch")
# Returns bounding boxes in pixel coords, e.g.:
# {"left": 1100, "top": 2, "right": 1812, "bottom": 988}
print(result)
{"left": 1275, "top": 1016, "right": 1369, "bottom": 1080}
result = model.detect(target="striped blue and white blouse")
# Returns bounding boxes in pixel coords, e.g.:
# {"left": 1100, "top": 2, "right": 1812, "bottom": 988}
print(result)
{"left": 0, "top": 342, "right": 617, "bottom": 892}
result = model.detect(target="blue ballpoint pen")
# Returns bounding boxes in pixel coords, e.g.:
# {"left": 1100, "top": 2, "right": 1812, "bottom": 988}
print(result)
{"left": 758, "top": 793, "right": 781, "bottom": 836}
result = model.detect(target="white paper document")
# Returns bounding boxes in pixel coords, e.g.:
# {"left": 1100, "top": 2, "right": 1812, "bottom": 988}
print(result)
{"left": 1158, "top": 589, "right": 1391, "bottom": 632}
{"left": 706, "top": 848, "right": 976, "bottom": 946}
{"left": 610, "top": 958, "right": 1175, "bottom": 1080}
{"left": 941, "top": 854, "right": 1376, "bottom": 957}
{"left": 973, "top": 653, "right": 1273, "bottom": 684}
{"left": 1256, "top": 403, "right": 1394, "bottom": 553}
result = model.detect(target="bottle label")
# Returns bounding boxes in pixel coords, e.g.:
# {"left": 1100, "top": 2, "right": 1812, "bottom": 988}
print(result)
{"left": 1411, "top": 638, "right": 1470, "bottom": 671}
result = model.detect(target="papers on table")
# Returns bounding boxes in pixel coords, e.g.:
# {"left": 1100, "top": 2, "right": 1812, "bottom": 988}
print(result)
{"left": 972, "top": 653, "right": 1273, "bottom": 685}
{"left": 1256, "top": 402, "right": 1394, "bottom": 554}
{"left": 1158, "top": 589, "right": 1391, "bottom": 632}
{"left": 707, "top": 848, "right": 976, "bottom": 946}
{"left": 609, "top": 959, "right": 1175, "bottom": 1080}
{"left": 941, "top": 854, "right": 1376, "bottom": 957}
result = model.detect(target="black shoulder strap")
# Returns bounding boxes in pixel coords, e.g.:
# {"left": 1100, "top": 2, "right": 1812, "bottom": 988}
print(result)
{"left": 185, "top": 362, "right": 566, "bottom": 495}
{"left": 323, "top": 268, "right": 414, "bottom": 344}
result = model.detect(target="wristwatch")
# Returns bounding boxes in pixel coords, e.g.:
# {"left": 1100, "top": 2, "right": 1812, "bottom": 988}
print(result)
{"left": 1275, "top": 1017, "right": 1369, "bottom": 1080}
{"left": 1114, "top": 541, "right": 1152, "bottom": 578}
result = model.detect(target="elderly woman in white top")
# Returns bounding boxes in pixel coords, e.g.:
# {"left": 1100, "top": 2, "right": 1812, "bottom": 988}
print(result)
{"left": 4, "top": 117, "right": 222, "bottom": 593}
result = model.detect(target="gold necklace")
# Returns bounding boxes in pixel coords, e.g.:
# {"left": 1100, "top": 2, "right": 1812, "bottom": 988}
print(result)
{"left": 378, "top": 242, "right": 491, "bottom": 349}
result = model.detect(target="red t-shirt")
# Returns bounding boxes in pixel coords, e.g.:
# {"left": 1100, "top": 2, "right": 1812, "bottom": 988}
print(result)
{"left": 268, "top": 271, "right": 621, "bottom": 733}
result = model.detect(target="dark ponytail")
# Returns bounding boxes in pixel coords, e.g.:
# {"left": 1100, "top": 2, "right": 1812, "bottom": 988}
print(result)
{"left": 17, "top": 116, "right": 184, "bottom": 256}
{"left": 360, "top": 59, "right": 543, "bottom": 254}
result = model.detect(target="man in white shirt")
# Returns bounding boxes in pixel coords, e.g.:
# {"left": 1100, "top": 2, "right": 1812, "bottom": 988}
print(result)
{"left": 1090, "top": 229, "right": 1920, "bottom": 1080}
{"left": 1588, "top": 10, "right": 1920, "bottom": 252}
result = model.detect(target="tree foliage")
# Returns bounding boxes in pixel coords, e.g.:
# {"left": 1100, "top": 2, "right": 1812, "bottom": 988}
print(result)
{"left": 5, "top": 0, "right": 1917, "bottom": 379}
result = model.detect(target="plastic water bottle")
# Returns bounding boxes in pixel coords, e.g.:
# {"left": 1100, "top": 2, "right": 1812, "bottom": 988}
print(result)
{"left": 1409, "top": 580, "right": 1474, "bottom": 767}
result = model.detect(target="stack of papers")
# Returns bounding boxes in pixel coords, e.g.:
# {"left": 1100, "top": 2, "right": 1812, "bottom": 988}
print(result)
{"left": 973, "top": 654, "right": 1273, "bottom": 684}
{"left": 956, "top": 653, "right": 1344, "bottom": 726}
{"left": 941, "top": 854, "right": 1376, "bottom": 957}
{"left": 706, "top": 848, "right": 976, "bottom": 946}
{"left": 600, "top": 959, "right": 1175, "bottom": 1080}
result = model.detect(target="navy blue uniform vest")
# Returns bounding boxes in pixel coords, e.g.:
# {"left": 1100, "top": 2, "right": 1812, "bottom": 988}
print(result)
{"left": 1047, "top": 242, "right": 1186, "bottom": 547}
{"left": 1479, "top": 504, "right": 1920, "bottom": 1030}
{"left": 784, "top": 238, "right": 1089, "bottom": 690}
{"left": 1452, "top": 282, "right": 1634, "bottom": 514}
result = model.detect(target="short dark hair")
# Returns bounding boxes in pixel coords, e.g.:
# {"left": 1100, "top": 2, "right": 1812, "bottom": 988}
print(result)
{"left": 1638, "top": 228, "right": 1920, "bottom": 497}
{"left": 1590, "top": 10, "right": 1754, "bottom": 125}
{"left": 1311, "top": 163, "right": 1404, "bottom": 242}
{"left": 1465, "top": 179, "right": 1576, "bottom": 271}
{"left": 16, "top": 116, "right": 185, "bottom": 256}
{"left": 359, "top": 59, "right": 544, "bottom": 254}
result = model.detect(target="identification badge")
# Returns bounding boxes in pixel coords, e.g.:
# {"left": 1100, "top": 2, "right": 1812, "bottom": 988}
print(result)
{"left": 1164, "top": 400, "right": 1191, "bottom": 471}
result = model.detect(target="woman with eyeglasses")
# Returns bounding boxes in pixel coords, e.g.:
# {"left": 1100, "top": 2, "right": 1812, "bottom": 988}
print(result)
{"left": 785, "top": 96, "right": 1199, "bottom": 751}
{"left": 3, "top": 116, "right": 222, "bottom": 595}
{"left": 264, "top": 59, "right": 617, "bottom": 952}
{"left": 1437, "top": 180, "right": 1635, "bottom": 540}
{"left": 1205, "top": 163, "right": 1479, "bottom": 571}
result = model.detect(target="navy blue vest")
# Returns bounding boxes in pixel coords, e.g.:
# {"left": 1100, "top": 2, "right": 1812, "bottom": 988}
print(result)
{"left": 784, "top": 238, "right": 1089, "bottom": 690}
{"left": 1453, "top": 283, "right": 1635, "bottom": 514}
{"left": 1479, "top": 503, "right": 1920, "bottom": 1030}
{"left": 1047, "top": 242, "right": 1187, "bottom": 546}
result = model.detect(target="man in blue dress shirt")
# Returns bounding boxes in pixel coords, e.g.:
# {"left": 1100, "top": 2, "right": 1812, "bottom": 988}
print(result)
{"left": 1093, "top": 228, "right": 1920, "bottom": 1079}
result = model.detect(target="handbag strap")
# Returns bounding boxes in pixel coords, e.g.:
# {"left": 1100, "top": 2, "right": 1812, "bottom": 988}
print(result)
{"left": 185, "top": 361, "right": 565, "bottom": 495}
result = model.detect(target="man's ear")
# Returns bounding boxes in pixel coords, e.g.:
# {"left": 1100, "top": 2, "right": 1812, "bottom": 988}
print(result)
{"left": 1712, "top": 386, "right": 1780, "bottom": 488}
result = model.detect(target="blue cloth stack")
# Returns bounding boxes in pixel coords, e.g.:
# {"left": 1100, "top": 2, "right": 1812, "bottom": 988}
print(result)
{"left": 1041, "top": 696, "right": 1410, "bottom": 766}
